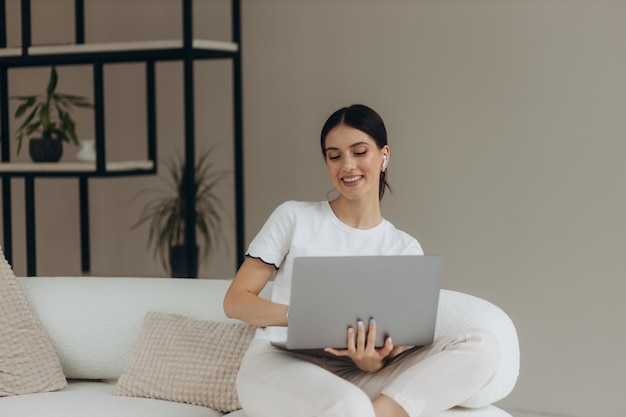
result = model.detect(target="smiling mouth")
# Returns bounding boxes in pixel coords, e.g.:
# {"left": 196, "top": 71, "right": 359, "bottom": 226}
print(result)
{"left": 342, "top": 175, "right": 363, "bottom": 184}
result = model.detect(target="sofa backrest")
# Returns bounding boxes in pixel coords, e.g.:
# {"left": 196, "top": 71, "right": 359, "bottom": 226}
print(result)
{"left": 17, "top": 277, "right": 272, "bottom": 381}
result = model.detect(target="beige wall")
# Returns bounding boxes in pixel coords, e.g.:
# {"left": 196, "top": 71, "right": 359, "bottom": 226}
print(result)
{"left": 242, "top": 1, "right": 625, "bottom": 417}
{"left": 2, "top": 1, "right": 625, "bottom": 416}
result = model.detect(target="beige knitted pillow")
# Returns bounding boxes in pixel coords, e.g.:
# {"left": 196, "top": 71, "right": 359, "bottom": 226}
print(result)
{"left": 0, "top": 246, "right": 67, "bottom": 396}
{"left": 115, "top": 312, "right": 255, "bottom": 412}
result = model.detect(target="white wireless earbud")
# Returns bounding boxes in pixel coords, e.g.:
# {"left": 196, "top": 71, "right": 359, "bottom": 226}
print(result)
{"left": 382, "top": 155, "right": 388, "bottom": 169}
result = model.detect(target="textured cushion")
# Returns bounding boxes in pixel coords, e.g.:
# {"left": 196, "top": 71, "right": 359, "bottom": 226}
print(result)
{"left": 0, "top": 246, "right": 67, "bottom": 396}
{"left": 116, "top": 312, "right": 256, "bottom": 412}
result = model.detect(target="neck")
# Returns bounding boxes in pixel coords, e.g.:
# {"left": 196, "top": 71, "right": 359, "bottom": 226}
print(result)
{"left": 329, "top": 197, "right": 383, "bottom": 229}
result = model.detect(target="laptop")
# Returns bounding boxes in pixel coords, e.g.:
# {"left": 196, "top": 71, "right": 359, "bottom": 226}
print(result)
{"left": 272, "top": 255, "right": 443, "bottom": 350}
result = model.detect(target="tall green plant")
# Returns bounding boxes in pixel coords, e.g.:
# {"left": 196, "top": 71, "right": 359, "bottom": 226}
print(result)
{"left": 11, "top": 66, "right": 93, "bottom": 154}
{"left": 132, "top": 148, "right": 230, "bottom": 274}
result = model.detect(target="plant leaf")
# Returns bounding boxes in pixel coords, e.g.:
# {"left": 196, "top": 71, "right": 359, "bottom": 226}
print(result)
{"left": 47, "top": 66, "right": 58, "bottom": 97}
{"left": 38, "top": 103, "right": 50, "bottom": 134}
{"left": 58, "top": 109, "right": 79, "bottom": 145}
{"left": 17, "top": 105, "right": 41, "bottom": 131}
{"left": 25, "top": 120, "right": 42, "bottom": 136}
{"left": 13, "top": 96, "right": 37, "bottom": 118}
{"left": 56, "top": 93, "right": 94, "bottom": 108}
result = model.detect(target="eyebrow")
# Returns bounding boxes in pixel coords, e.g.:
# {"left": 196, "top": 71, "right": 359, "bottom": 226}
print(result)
{"left": 324, "top": 141, "right": 370, "bottom": 153}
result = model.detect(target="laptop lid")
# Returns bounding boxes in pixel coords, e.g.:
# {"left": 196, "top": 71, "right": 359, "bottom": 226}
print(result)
{"left": 277, "top": 255, "right": 443, "bottom": 350}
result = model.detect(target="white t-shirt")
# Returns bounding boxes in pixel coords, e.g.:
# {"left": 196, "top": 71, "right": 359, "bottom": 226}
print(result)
{"left": 246, "top": 200, "right": 424, "bottom": 342}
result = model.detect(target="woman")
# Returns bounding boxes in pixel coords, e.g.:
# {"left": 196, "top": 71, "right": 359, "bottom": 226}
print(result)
{"left": 223, "top": 104, "right": 500, "bottom": 417}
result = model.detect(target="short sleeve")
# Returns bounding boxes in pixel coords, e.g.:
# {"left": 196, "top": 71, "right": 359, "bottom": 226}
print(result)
{"left": 245, "top": 201, "right": 296, "bottom": 268}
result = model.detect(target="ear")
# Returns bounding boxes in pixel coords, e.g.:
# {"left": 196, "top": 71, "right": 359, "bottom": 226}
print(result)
{"left": 381, "top": 146, "right": 390, "bottom": 170}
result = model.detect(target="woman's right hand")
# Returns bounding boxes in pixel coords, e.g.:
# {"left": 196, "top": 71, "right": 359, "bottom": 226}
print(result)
{"left": 223, "top": 257, "right": 289, "bottom": 327}
{"left": 324, "top": 318, "right": 395, "bottom": 372}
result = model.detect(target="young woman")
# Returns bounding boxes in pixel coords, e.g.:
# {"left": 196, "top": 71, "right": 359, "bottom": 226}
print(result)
{"left": 223, "top": 104, "right": 500, "bottom": 417}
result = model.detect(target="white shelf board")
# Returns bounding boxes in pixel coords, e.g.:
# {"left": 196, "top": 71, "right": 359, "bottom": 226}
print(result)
{"left": 0, "top": 160, "right": 154, "bottom": 173}
{"left": 22, "top": 39, "right": 238, "bottom": 55}
{"left": 0, "top": 47, "right": 22, "bottom": 57}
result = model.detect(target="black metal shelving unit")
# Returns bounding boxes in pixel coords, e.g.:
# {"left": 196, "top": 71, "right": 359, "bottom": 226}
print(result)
{"left": 0, "top": 0, "right": 245, "bottom": 277}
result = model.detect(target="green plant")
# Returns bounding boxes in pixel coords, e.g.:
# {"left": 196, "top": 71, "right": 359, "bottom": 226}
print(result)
{"left": 11, "top": 66, "right": 93, "bottom": 154}
{"left": 132, "top": 147, "right": 230, "bottom": 274}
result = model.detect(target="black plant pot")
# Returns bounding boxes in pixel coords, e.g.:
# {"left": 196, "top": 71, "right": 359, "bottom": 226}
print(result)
{"left": 29, "top": 137, "right": 63, "bottom": 162}
{"left": 169, "top": 245, "right": 199, "bottom": 278}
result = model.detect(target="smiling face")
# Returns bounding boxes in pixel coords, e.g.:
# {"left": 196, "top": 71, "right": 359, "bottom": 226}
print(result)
{"left": 324, "top": 124, "right": 389, "bottom": 203}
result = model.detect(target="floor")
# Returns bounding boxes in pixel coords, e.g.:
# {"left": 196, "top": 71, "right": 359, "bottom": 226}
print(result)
{"left": 508, "top": 411, "right": 561, "bottom": 417}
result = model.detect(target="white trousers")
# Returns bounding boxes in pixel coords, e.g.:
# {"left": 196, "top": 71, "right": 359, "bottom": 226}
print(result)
{"left": 237, "top": 329, "right": 501, "bottom": 417}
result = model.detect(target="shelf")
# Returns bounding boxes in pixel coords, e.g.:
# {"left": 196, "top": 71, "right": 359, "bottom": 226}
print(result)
{"left": 0, "top": 0, "right": 245, "bottom": 276}
{"left": 0, "top": 39, "right": 239, "bottom": 65}
{"left": 0, "top": 47, "right": 21, "bottom": 57}
{"left": 0, "top": 160, "right": 155, "bottom": 175}
{"left": 29, "top": 39, "right": 238, "bottom": 55}
{"left": 0, "top": 38, "right": 238, "bottom": 57}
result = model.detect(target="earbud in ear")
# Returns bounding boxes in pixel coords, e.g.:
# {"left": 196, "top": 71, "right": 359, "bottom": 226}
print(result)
{"left": 382, "top": 155, "right": 388, "bottom": 168}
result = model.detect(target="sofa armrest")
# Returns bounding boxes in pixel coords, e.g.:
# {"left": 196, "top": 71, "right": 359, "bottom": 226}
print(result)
{"left": 435, "top": 290, "right": 519, "bottom": 407}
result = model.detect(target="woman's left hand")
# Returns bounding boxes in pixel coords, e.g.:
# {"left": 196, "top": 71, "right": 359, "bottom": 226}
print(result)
{"left": 324, "top": 318, "right": 395, "bottom": 372}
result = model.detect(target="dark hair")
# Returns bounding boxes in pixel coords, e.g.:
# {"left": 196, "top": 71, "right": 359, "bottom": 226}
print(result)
{"left": 320, "top": 104, "right": 390, "bottom": 200}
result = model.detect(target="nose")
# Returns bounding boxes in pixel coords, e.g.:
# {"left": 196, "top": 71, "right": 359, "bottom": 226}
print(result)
{"left": 342, "top": 155, "right": 357, "bottom": 172}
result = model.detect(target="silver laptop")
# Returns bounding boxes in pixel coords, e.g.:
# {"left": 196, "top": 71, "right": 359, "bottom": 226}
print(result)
{"left": 272, "top": 255, "right": 443, "bottom": 350}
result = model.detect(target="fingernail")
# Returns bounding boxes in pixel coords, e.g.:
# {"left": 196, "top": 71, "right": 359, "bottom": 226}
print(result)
{"left": 348, "top": 327, "right": 354, "bottom": 333}
{"left": 357, "top": 320, "right": 364, "bottom": 327}
{"left": 370, "top": 318, "right": 375, "bottom": 326}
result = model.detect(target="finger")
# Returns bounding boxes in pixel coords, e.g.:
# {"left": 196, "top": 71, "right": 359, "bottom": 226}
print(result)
{"left": 347, "top": 326, "right": 356, "bottom": 353}
{"left": 386, "top": 336, "right": 394, "bottom": 351}
{"left": 324, "top": 347, "right": 348, "bottom": 357}
{"left": 366, "top": 318, "right": 377, "bottom": 350}
{"left": 356, "top": 320, "right": 366, "bottom": 351}
{"left": 377, "top": 337, "right": 395, "bottom": 358}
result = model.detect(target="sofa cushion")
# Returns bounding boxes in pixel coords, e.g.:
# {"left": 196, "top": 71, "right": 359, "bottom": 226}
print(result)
{"left": 0, "top": 380, "right": 223, "bottom": 417}
{"left": 116, "top": 312, "right": 255, "bottom": 412}
{"left": 226, "top": 404, "right": 513, "bottom": 417}
{"left": 0, "top": 246, "right": 67, "bottom": 396}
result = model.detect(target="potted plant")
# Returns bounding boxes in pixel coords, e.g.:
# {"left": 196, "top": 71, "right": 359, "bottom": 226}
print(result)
{"left": 132, "top": 147, "right": 230, "bottom": 278}
{"left": 11, "top": 66, "right": 94, "bottom": 162}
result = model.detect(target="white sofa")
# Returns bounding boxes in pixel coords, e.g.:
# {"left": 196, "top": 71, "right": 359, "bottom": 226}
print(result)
{"left": 1, "top": 276, "right": 519, "bottom": 417}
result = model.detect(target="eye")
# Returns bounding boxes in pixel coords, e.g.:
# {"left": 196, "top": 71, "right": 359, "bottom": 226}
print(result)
{"left": 354, "top": 150, "right": 367, "bottom": 157}
{"left": 328, "top": 154, "right": 341, "bottom": 161}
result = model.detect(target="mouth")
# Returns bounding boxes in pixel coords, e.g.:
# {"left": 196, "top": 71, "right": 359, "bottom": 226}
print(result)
{"left": 342, "top": 175, "right": 363, "bottom": 184}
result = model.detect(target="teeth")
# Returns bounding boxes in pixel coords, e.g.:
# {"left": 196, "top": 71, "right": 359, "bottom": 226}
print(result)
{"left": 343, "top": 176, "right": 362, "bottom": 183}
